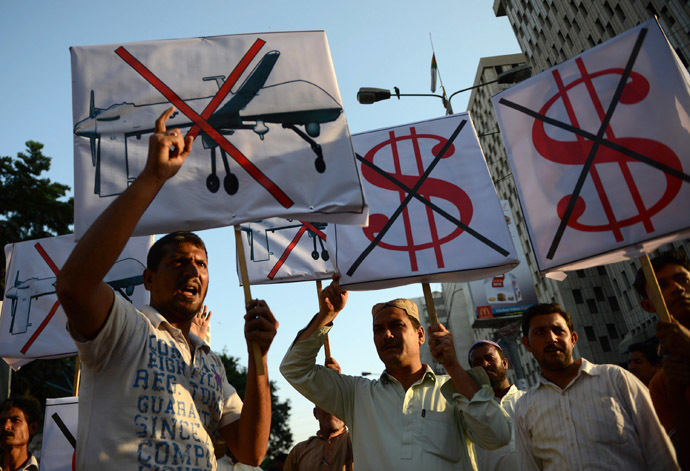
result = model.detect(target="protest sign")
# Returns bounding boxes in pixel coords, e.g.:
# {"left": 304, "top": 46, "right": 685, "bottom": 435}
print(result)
{"left": 493, "top": 18, "right": 690, "bottom": 276}
{"left": 329, "top": 114, "right": 518, "bottom": 290}
{"left": 1, "top": 234, "right": 151, "bottom": 368}
{"left": 41, "top": 396, "right": 78, "bottom": 471}
{"left": 71, "top": 31, "right": 367, "bottom": 238}
{"left": 237, "top": 218, "right": 335, "bottom": 284}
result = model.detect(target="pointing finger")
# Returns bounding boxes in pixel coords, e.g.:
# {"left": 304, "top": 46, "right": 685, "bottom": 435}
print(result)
{"left": 155, "top": 106, "right": 176, "bottom": 134}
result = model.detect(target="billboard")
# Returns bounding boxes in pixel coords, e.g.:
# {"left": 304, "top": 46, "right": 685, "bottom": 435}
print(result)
{"left": 469, "top": 201, "right": 538, "bottom": 320}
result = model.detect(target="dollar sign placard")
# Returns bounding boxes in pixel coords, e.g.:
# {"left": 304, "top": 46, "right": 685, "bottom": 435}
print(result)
{"left": 533, "top": 56, "right": 684, "bottom": 245}
{"left": 493, "top": 18, "right": 690, "bottom": 273}
{"left": 359, "top": 126, "right": 473, "bottom": 272}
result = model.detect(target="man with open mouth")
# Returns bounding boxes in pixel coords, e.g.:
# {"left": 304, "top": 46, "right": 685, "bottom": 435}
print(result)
{"left": 57, "top": 107, "right": 278, "bottom": 471}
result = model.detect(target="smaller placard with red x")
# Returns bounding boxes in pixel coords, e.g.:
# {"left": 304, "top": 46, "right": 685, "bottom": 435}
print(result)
{"left": 0, "top": 234, "right": 151, "bottom": 368}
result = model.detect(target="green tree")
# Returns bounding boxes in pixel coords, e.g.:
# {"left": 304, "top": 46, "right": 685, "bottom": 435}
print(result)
{"left": 219, "top": 352, "right": 293, "bottom": 466}
{"left": 0, "top": 140, "right": 73, "bottom": 292}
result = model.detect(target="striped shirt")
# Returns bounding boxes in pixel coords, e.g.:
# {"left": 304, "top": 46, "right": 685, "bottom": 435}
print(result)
{"left": 514, "top": 359, "right": 678, "bottom": 471}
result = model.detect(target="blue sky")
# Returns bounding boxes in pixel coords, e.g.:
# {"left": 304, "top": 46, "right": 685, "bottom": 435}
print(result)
{"left": 0, "top": 1, "right": 520, "bottom": 445}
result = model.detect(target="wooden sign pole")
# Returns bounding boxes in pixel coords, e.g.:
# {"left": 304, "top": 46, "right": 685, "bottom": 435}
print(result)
{"left": 234, "top": 226, "right": 265, "bottom": 376}
{"left": 315, "top": 279, "right": 332, "bottom": 360}
{"left": 72, "top": 356, "right": 81, "bottom": 396}
{"left": 422, "top": 282, "right": 444, "bottom": 363}
{"left": 639, "top": 254, "right": 673, "bottom": 323}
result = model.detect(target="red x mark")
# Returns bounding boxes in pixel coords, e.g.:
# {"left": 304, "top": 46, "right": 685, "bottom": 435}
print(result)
{"left": 115, "top": 39, "right": 294, "bottom": 208}
{"left": 21, "top": 243, "right": 61, "bottom": 354}
{"left": 267, "top": 221, "right": 327, "bottom": 279}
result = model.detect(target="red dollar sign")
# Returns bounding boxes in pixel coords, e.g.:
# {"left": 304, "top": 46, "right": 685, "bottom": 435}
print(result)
{"left": 533, "top": 57, "right": 684, "bottom": 241}
{"left": 361, "top": 126, "right": 473, "bottom": 271}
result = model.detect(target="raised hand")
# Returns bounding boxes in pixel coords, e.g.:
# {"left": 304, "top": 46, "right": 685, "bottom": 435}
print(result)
{"left": 144, "top": 106, "right": 194, "bottom": 183}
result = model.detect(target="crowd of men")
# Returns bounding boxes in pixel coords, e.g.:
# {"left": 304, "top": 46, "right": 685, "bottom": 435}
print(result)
{"left": 1, "top": 108, "right": 687, "bottom": 470}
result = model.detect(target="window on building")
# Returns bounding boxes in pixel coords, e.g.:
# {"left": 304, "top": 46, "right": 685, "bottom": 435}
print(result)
{"left": 576, "top": 269, "right": 586, "bottom": 278}
{"left": 596, "top": 266, "right": 606, "bottom": 276}
{"left": 606, "top": 323, "right": 619, "bottom": 339}
{"left": 621, "top": 271, "right": 630, "bottom": 289}
{"left": 608, "top": 296, "right": 620, "bottom": 312}
{"left": 612, "top": 278, "right": 621, "bottom": 296}
{"left": 622, "top": 292, "right": 632, "bottom": 310}
{"left": 587, "top": 299, "right": 598, "bottom": 314}
{"left": 599, "top": 336, "right": 612, "bottom": 352}
{"left": 572, "top": 289, "right": 584, "bottom": 304}
{"left": 594, "top": 286, "right": 605, "bottom": 302}
{"left": 584, "top": 326, "right": 597, "bottom": 342}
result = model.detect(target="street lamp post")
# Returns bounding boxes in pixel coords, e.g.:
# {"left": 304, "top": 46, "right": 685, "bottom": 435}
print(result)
{"left": 357, "top": 64, "right": 531, "bottom": 115}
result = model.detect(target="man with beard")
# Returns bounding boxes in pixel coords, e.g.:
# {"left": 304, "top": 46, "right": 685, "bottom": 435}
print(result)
{"left": 468, "top": 340, "right": 524, "bottom": 471}
{"left": 634, "top": 249, "right": 690, "bottom": 469}
{"left": 515, "top": 303, "right": 678, "bottom": 470}
{"left": 0, "top": 397, "right": 41, "bottom": 471}
{"left": 281, "top": 277, "right": 511, "bottom": 470}
{"left": 56, "top": 108, "right": 277, "bottom": 470}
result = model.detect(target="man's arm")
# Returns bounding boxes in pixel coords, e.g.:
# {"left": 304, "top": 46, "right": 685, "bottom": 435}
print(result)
{"left": 430, "top": 324, "right": 511, "bottom": 448}
{"left": 221, "top": 299, "right": 278, "bottom": 466}
{"left": 280, "top": 277, "right": 355, "bottom": 423}
{"left": 56, "top": 107, "right": 192, "bottom": 339}
{"left": 657, "top": 320, "right": 690, "bottom": 469}
{"left": 618, "top": 369, "right": 679, "bottom": 470}
{"left": 293, "top": 275, "right": 348, "bottom": 343}
{"left": 428, "top": 323, "right": 480, "bottom": 399}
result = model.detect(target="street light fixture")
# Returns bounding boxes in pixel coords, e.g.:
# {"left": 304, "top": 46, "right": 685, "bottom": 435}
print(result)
{"left": 357, "top": 64, "right": 531, "bottom": 115}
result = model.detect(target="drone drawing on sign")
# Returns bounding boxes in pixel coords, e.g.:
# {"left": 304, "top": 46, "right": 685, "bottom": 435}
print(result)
{"left": 73, "top": 39, "right": 344, "bottom": 199}
{"left": 242, "top": 219, "right": 329, "bottom": 281}
{"left": 4, "top": 242, "right": 145, "bottom": 355}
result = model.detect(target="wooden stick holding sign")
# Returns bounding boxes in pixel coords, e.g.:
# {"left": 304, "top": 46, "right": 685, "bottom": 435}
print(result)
{"left": 422, "top": 282, "right": 444, "bottom": 364}
{"left": 315, "top": 279, "right": 332, "bottom": 360}
{"left": 639, "top": 254, "right": 672, "bottom": 323}
{"left": 234, "top": 226, "right": 266, "bottom": 376}
{"left": 72, "top": 356, "right": 81, "bottom": 396}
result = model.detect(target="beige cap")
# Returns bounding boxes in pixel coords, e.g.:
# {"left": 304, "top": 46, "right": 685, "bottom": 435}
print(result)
{"left": 371, "top": 298, "right": 420, "bottom": 323}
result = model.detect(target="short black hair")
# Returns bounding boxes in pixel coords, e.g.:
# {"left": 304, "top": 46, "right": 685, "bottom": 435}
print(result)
{"left": 147, "top": 231, "right": 207, "bottom": 271}
{"left": 1, "top": 396, "right": 41, "bottom": 427}
{"left": 522, "top": 303, "right": 575, "bottom": 338}
{"left": 628, "top": 341, "right": 661, "bottom": 365}
{"left": 633, "top": 249, "right": 690, "bottom": 299}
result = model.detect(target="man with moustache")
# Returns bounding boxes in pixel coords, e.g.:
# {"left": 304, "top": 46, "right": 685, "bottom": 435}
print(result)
{"left": 515, "top": 303, "right": 677, "bottom": 470}
{"left": 0, "top": 397, "right": 41, "bottom": 471}
{"left": 468, "top": 340, "right": 524, "bottom": 471}
{"left": 281, "top": 277, "right": 511, "bottom": 470}
{"left": 56, "top": 108, "right": 277, "bottom": 470}
{"left": 634, "top": 249, "right": 690, "bottom": 469}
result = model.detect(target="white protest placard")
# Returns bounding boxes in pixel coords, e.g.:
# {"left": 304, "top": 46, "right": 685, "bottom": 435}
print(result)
{"left": 71, "top": 31, "right": 367, "bottom": 238}
{"left": 329, "top": 114, "right": 518, "bottom": 290}
{"left": 493, "top": 18, "right": 690, "bottom": 276}
{"left": 1, "top": 234, "right": 151, "bottom": 368}
{"left": 237, "top": 218, "right": 335, "bottom": 284}
{"left": 41, "top": 396, "right": 78, "bottom": 471}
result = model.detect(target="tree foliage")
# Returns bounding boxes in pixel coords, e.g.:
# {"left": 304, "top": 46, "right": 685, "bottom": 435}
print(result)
{"left": 218, "top": 352, "right": 293, "bottom": 466}
{"left": 0, "top": 141, "right": 73, "bottom": 292}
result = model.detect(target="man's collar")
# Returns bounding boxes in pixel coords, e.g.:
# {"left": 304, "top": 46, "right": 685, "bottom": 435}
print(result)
{"left": 316, "top": 426, "right": 347, "bottom": 441}
{"left": 380, "top": 364, "right": 436, "bottom": 384}
{"left": 536, "top": 358, "right": 595, "bottom": 390}
{"left": 140, "top": 305, "right": 210, "bottom": 352}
